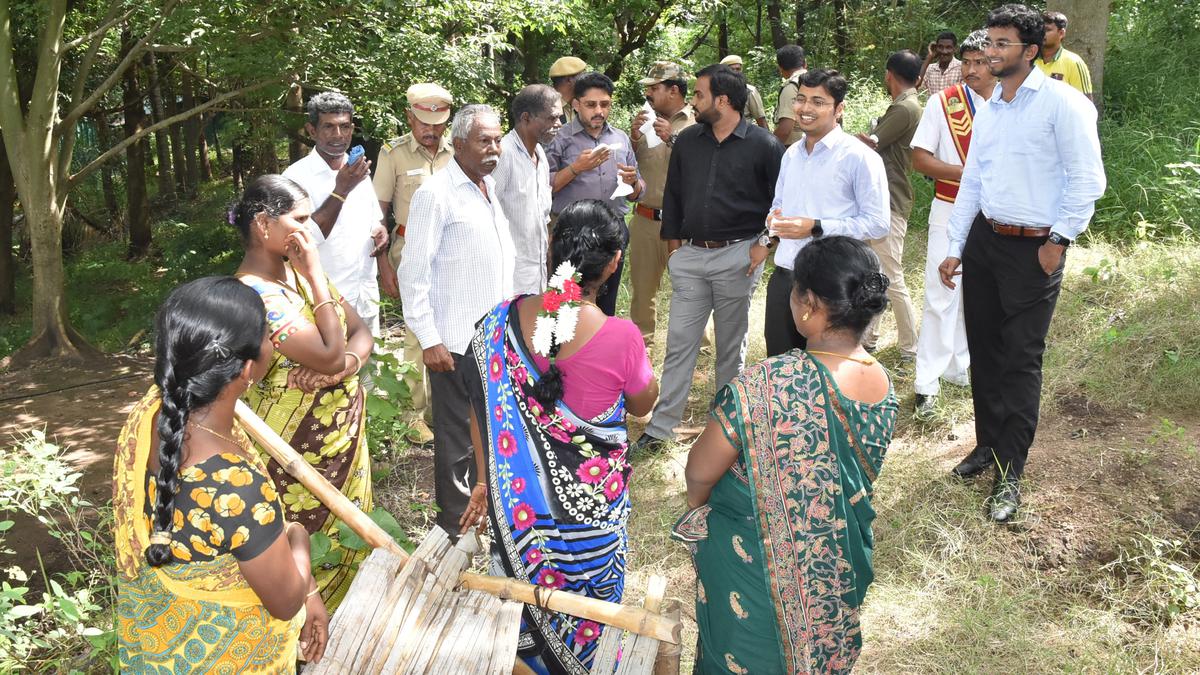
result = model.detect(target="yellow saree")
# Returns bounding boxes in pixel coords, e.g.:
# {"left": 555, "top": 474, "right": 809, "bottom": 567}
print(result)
{"left": 114, "top": 389, "right": 303, "bottom": 673}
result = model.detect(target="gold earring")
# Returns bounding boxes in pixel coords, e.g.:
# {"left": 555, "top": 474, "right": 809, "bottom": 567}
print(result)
{"left": 262, "top": 229, "right": 269, "bottom": 241}
{"left": 801, "top": 311, "right": 811, "bottom": 321}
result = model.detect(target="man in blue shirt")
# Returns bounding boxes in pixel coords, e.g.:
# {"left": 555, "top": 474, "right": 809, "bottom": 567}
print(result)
{"left": 938, "top": 3, "right": 1105, "bottom": 523}
{"left": 546, "top": 72, "right": 644, "bottom": 316}
{"left": 764, "top": 69, "right": 890, "bottom": 356}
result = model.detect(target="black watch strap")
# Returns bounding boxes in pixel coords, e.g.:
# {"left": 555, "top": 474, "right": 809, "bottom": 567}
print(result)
{"left": 811, "top": 219, "right": 824, "bottom": 237}
{"left": 1048, "top": 232, "right": 1071, "bottom": 247}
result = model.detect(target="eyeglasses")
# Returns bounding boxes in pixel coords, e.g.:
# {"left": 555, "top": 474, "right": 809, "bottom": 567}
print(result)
{"left": 981, "top": 39, "right": 1033, "bottom": 50}
{"left": 793, "top": 97, "right": 834, "bottom": 109}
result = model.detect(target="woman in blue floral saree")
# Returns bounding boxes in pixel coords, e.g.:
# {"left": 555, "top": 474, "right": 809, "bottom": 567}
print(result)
{"left": 462, "top": 201, "right": 658, "bottom": 674}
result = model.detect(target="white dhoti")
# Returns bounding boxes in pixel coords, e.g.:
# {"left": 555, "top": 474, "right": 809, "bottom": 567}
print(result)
{"left": 914, "top": 199, "right": 970, "bottom": 395}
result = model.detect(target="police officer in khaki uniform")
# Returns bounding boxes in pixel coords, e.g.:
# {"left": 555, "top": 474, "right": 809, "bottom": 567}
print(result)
{"left": 373, "top": 82, "right": 453, "bottom": 444}
{"left": 548, "top": 56, "right": 588, "bottom": 126}
{"left": 629, "top": 61, "right": 696, "bottom": 344}
{"left": 720, "top": 55, "right": 768, "bottom": 129}
{"left": 773, "top": 45, "right": 808, "bottom": 146}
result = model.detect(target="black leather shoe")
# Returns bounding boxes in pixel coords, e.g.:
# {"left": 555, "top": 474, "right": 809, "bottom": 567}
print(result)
{"left": 630, "top": 433, "right": 669, "bottom": 456}
{"left": 988, "top": 476, "right": 1021, "bottom": 523}
{"left": 951, "top": 446, "right": 995, "bottom": 479}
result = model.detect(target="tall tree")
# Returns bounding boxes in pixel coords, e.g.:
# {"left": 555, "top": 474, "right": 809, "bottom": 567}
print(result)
{"left": 144, "top": 52, "right": 175, "bottom": 200}
{"left": 767, "top": 0, "right": 787, "bottom": 48}
{"left": 122, "top": 30, "right": 151, "bottom": 257}
{"left": 0, "top": 1, "right": 275, "bottom": 365}
{"left": 0, "top": 136, "right": 13, "bottom": 315}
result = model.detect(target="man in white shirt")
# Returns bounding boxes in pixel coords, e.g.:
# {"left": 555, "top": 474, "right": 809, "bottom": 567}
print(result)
{"left": 764, "top": 69, "right": 890, "bottom": 357}
{"left": 909, "top": 29, "right": 995, "bottom": 420}
{"left": 492, "top": 84, "right": 560, "bottom": 295}
{"left": 282, "top": 92, "right": 388, "bottom": 335}
{"left": 399, "top": 104, "right": 513, "bottom": 535}
{"left": 938, "top": 4, "right": 1105, "bottom": 522}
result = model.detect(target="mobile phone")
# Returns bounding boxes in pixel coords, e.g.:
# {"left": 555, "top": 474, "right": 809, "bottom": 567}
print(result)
{"left": 347, "top": 145, "right": 365, "bottom": 165}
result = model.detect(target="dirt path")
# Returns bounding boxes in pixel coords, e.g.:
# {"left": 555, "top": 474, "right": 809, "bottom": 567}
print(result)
{"left": 0, "top": 354, "right": 152, "bottom": 576}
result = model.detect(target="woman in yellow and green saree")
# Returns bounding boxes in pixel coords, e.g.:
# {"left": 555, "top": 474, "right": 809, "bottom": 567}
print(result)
{"left": 678, "top": 237, "right": 899, "bottom": 674}
{"left": 115, "top": 276, "right": 328, "bottom": 672}
{"left": 231, "top": 175, "right": 376, "bottom": 612}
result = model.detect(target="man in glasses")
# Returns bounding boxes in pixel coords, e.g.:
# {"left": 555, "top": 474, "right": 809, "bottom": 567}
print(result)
{"left": 910, "top": 29, "right": 996, "bottom": 422}
{"left": 938, "top": 3, "right": 1105, "bottom": 523}
{"left": 763, "top": 69, "right": 890, "bottom": 357}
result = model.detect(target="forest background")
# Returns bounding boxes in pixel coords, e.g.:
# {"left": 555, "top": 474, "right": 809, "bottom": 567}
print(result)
{"left": 0, "top": 0, "right": 1198, "bottom": 671}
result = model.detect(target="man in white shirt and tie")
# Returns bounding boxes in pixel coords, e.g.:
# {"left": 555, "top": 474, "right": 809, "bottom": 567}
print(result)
{"left": 399, "top": 104, "right": 514, "bottom": 535}
{"left": 283, "top": 92, "right": 389, "bottom": 336}
{"left": 938, "top": 4, "right": 1105, "bottom": 522}
{"left": 909, "top": 29, "right": 996, "bottom": 420}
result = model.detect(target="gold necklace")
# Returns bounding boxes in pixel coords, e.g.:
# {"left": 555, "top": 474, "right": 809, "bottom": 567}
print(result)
{"left": 807, "top": 349, "right": 877, "bottom": 366}
{"left": 189, "top": 421, "right": 246, "bottom": 449}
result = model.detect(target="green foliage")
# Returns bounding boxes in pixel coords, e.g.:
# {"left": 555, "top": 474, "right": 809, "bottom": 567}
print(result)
{"left": 1104, "top": 533, "right": 1200, "bottom": 625}
{"left": 364, "top": 342, "right": 417, "bottom": 455}
{"left": 1092, "top": 0, "right": 1200, "bottom": 240}
{"left": 0, "top": 432, "right": 115, "bottom": 672}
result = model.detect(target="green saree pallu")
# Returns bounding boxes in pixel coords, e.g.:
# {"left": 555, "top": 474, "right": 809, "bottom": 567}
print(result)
{"left": 678, "top": 351, "right": 897, "bottom": 674}
{"left": 240, "top": 272, "right": 373, "bottom": 613}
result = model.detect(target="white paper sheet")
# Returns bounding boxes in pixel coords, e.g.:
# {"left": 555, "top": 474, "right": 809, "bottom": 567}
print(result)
{"left": 610, "top": 180, "right": 634, "bottom": 200}
{"left": 638, "top": 102, "right": 661, "bottom": 149}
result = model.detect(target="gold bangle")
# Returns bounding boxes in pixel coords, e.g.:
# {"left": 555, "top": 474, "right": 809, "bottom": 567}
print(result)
{"left": 344, "top": 351, "right": 363, "bottom": 373}
{"left": 328, "top": 191, "right": 346, "bottom": 203}
{"left": 312, "top": 299, "right": 337, "bottom": 313}
{"left": 566, "top": 165, "right": 578, "bottom": 177}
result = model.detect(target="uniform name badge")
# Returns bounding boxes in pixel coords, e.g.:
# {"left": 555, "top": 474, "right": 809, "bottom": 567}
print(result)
{"left": 405, "top": 168, "right": 425, "bottom": 176}
{"left": 945, "top": 95, "right": 967, "bottom": 115}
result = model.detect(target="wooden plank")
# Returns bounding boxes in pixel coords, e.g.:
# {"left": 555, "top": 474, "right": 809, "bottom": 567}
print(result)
{"left": 652, "top": 600, "right": 682, "bottom": 675}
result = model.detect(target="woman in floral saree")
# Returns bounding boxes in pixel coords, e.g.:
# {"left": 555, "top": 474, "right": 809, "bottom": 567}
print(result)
{"left": 678, "top": 237, "right": 899, "bottom": 674}
{"left": 115, "top": 277, "right": 327, "bottom": 671}
{"left": 232, "top": 175, "right": 376, "bottom": 612}
{"left": 461, "top": 200, "right": 659, "bottom": 674}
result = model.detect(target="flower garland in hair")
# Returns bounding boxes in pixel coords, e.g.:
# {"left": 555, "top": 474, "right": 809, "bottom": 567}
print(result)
{"left": 532, "top": 262, "right": 584, "bottom": 358}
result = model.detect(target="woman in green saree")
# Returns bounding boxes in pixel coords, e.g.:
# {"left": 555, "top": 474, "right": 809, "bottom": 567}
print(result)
{"left": 677, "top": 236, "right": 899, "bottom": 674}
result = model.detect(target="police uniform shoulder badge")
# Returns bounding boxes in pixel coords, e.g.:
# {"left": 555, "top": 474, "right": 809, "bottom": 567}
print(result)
{"left": 381, "top": 137, "right": 402, "bottom": 153}
{"left": 945, "top": 95, "right": 966, "bottom": 114}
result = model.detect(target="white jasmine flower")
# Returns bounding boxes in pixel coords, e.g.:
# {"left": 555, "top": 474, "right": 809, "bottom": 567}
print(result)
{"left": 532, "top": 315, "right": 557, "bottom": 355}
{"left": 554, "top": 305, "right": 580, "bottom": 344}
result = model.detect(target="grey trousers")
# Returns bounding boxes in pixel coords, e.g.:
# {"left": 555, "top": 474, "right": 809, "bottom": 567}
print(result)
{"left": 428, "top": 352, "right": 474, "bottom": 535}
{"left": 644, "top": 239, "right": 763, "bottom": 440}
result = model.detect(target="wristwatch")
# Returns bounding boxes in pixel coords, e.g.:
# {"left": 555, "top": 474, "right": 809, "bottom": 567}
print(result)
{"left": 757, "top": 231, "right": 773, "bottom": 248}
{"left": 811, "top": 219, "right": 824, "bottom": 238}
{"left": 1047, "top": 232, "right": 1072, "bottom": 247}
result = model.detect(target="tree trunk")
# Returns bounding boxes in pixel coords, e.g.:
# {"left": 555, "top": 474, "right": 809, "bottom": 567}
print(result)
{"left": 767, "top": 0, "right": 787, "bottom": 49}
{"left": 198, "top": 112, "right": 212, "bottom": 181}
{"left": 145, "top": 53, "right": 174, "bottom": 199}
{"left": 0, "top": 136, "right": 14, "bottom": 315}
{"left": 181, "top": 66, "right": 200, "bottom": 195}
{"left": 718, "top": 20, "right": 729, "bottom": 58}
{"left": 832, "top": 0, "right": 850, "bottom": 70}
{"left": 285, "top": 83, "right": 304, "bottom": 165}
{"left": 122, "top": 34, "right": 150, "bottom": 257}
{"left": 755, "top": 0, "right": 763, "bottom": 46}
{"left": 1047, "top": 0, "right": 1109, "bottom": 112}
{"left": 521, "top": 29, "right": 540, "bottom": 84}
{"left": 93, "top": 112, "right": 121, "bottom": 228}
{"left": 794, "top": 0, "right": 808, "bottom": 48}
{"left": 161, "top": 57, "right": 189, "bottom": 195}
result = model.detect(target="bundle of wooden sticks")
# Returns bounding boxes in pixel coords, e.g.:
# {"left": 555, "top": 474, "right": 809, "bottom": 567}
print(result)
{"left": 235, "top": 401, "right": 682, "bottom": 674}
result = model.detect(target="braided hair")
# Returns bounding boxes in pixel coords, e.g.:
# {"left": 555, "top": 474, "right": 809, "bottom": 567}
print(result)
{"left": 529, "top": 200, "right": 627, "bottom": 409}
{"left": 228, "top": 174, "right": 309, "bottom": 243}
{"left": 790, "top": 236, "right": 889, "bottom": 340}
{"left": 145, "top": 277, "right": 267, "bottom": 567}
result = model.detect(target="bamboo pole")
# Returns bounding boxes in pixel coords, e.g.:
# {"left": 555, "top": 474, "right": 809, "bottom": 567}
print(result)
{"left": 235, "top": 401, "right": 682, "bottom": 646}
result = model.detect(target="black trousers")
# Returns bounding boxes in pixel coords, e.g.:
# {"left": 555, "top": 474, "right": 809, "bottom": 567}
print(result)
{"left": 962, "top": 213, "right": 1064, "bottom": 479}
{"left": 428, "top": 352, "right": 475, "bottom": 535}
{"left": 764, "top": 267, "right": 807, "bottom": 357}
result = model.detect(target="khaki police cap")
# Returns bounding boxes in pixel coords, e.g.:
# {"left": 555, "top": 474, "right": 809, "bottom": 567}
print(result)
{"left": 406, "top": 83, "right": 453, "bottom": 125}
{"left": 638, "top": 61, "right": 686, "bottom": 85}
{"left": 719, "top": 54, "right": 744, "bottom": 66}
{"left": 548, "top": 56, "right": 588, "bottom": 78}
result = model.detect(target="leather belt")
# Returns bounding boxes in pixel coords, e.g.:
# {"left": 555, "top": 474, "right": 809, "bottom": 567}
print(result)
{"left": 634, "top": 204, "right": 662, "bottom": 221}
{"left": 689, "top": 235, "right": 754, "bottom": 249}
{"left": 986, "top": 217, "right": 1050, "bottom": 238}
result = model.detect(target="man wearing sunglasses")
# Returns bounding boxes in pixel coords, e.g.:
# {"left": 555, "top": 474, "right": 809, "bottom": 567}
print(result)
{"left": 938, "top": 3, "right": 1105, "bottom": 523}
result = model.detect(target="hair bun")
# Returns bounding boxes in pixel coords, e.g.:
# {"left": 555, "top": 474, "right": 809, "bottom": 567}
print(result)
{"left": 852, "top": 271, "right": 889, "bottom": 312}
